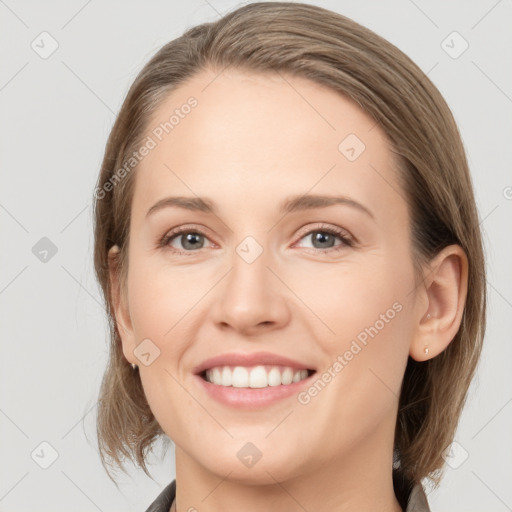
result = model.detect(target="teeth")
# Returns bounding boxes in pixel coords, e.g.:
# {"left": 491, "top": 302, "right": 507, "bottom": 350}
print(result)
{"left": 268, "top": 367, "right": 281, "bottom": 386}
{"left": 232, "top": 366, "right": 249, "bottom": 388}
{"left": 281, "top": 367, "right": 294, "bottom": 385}
{"left": 221, "top": 366, "right": 232, "bottom": 386}
{"left": 249, "top": 366, "right": 267, "bottom": 388}
{"left": 204, "top": 365, "right": 309, "bottom": 388}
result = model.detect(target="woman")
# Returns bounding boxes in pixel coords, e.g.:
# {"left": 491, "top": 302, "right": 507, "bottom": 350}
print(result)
{"left": 93, "top": 3, "right": 486, "bottom": 511}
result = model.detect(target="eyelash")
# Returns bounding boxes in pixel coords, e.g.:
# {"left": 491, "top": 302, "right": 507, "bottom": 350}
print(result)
{"left": 158, "top": 223, "right": 354, "bottom": 256}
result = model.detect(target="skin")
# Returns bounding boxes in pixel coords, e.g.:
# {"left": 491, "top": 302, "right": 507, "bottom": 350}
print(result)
{"left": 109, "top": 68, "right": 468, "bottom": 512}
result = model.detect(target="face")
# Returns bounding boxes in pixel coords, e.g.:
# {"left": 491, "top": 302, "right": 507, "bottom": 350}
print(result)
{"left": 113, "top": 68, "right": 424, "bottom": 485}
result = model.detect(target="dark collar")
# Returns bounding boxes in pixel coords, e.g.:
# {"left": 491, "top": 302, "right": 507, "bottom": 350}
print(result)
{"left": 144, "top": 480, "right": 175, "bottom": 512}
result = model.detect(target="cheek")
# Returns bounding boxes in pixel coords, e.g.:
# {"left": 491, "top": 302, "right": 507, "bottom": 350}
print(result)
{"left": 127, "top": 254, "right": 211, "bottom": 344}
{"left": 296, "top": 255, "right": 414, "bottom": 426}
{"left": 292, "top": 253, "right": 414, "bottom": 348}
{"left": 125, "top": 259, "right": 204, "bottom": 438}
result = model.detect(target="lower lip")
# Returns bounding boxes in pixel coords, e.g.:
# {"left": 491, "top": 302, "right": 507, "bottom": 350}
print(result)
{"left": 194, "top": 373, "right": 316, "bottom": 408}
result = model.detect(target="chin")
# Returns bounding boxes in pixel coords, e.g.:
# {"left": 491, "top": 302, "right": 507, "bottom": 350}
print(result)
{"left": 192, "top": 441, "right": 310, "bottom": 486}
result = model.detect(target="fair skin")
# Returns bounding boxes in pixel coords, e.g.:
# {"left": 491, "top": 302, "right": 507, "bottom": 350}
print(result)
{"left": 109, "top": 68, "right": 468, "bottom": 512}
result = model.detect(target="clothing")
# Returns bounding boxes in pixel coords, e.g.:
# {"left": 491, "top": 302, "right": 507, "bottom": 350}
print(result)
{"left": 144, "top": 477, "right": 431, "bottom": 512}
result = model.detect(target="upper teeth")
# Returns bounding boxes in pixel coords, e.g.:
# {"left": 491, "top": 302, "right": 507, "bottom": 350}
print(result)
{"left": 205, "top": 365, "right": 309, "bottom": 388}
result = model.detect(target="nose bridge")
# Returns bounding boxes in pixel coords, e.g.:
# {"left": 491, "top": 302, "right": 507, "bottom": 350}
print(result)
{"left": 228, "top": 234, "right": 274, "bottom": 308}
{"left": 212, "top": 233, "right": 290, "bottom": 332}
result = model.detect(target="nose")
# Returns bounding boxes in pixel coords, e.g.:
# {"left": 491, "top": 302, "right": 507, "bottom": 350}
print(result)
{"left": 209, "top": 243, "right": 291, "bottom": 336}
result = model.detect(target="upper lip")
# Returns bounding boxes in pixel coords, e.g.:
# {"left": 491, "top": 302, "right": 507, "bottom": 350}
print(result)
{"left": 192, "top": 351, "right": 316, "bottom": 375}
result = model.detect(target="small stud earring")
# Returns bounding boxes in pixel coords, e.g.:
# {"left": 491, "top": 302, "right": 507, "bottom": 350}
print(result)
{"left": 424, "top": 314, "right": 431, "bottom": 355}
{"left": 131, "top": 363, "right": 138, "bottom": 370}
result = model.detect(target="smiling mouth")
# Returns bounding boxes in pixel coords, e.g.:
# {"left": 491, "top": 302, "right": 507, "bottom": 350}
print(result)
{"left": 199, "top": 365, "right": 316, "bottom": 388}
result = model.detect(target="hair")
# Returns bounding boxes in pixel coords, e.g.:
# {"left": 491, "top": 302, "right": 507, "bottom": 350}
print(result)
{"left": 92, "top": 0, "right": 486, "bottom": 499}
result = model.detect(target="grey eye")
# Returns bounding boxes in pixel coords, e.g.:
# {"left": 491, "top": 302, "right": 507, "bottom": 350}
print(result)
{"left": 173, "top": 232, "right": 206, "bottom": 251}
{"left": 308, "top": 231, "right": 337, "bottom": 249}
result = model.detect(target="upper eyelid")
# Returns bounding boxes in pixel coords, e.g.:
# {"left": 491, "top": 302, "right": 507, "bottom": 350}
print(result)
{"left": 162, "top": 224, "right": 217, "bottom": 247}
{"left": 295, "top": 223, "right": 351, "bottom": 239}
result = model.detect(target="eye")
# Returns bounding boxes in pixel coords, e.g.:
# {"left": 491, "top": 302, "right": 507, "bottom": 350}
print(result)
{"left": 159, "top": 223, "right": 354, "bottom": 255}
{"left": 159, "top": 226, "right": 215, "bottom": 254}
{"left": 294, "top": 224, "right": 353, "bottom": 253}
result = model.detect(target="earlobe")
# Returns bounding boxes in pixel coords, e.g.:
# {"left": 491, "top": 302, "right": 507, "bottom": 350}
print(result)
{"left": 108, "top": 245, "right": 137, "bottom": 365}
{"left": 409, "top": 244, "right": 468, "bottom": 362}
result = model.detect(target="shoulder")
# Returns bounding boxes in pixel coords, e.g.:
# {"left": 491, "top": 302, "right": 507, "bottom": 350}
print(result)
{"left": 144, "top": 479, "right": 176, "bottom": 512}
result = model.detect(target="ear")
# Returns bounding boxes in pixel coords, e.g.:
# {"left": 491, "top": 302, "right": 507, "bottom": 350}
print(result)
{"left": 108, "top": 245, "right": 137, "bottom": 365}
{"left": 410, "top": 244, "right": 468, "bottom": 361}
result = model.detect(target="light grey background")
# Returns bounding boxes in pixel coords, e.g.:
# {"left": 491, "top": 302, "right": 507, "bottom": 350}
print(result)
{"left": 1, "top": 1, "right": 511, "bottom": 511}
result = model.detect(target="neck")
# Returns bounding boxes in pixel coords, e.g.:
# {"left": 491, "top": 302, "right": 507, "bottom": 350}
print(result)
{"left": 172, "top": 419, "right": 403, "bottom": 512}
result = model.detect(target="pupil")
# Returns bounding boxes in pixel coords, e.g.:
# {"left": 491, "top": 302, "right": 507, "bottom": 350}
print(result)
{"left": 313, "top": 232, "right": 334, "bottom": 248}
{"left": 183, "top": 233, "right": 203, "bottom": 250}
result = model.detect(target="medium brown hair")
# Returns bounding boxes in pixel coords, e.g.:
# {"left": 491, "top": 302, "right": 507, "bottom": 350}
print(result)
{"left": 93, "top": 1, "right": 486, "bottom": 491}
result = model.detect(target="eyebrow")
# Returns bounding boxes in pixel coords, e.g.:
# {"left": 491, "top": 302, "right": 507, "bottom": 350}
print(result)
{"left": 146, "top": 193, "right": 374, "bottom": 219}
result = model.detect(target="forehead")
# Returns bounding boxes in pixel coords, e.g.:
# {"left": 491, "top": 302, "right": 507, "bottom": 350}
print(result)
{"left": 132, "top": 68, "right": 403, "bottom": 222}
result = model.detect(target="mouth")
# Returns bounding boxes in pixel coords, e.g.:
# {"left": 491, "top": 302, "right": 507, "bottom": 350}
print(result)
{"left": 192, "top": 352, "right": 317, "bottom": 407}
{"left": 198, "top": 365, "right": 317, "bottom": 388}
